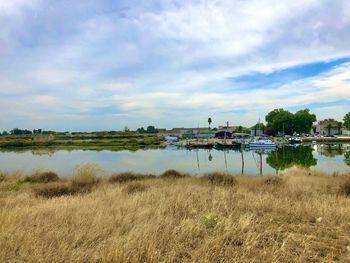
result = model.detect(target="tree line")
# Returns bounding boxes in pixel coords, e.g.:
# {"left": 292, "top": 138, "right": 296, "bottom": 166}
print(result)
{"left": 264, "top": 109, "right": 350, "bottom": 136}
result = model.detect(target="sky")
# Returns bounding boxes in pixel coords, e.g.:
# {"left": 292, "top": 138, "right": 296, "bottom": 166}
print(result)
{"left": 0, "top": 0, "right": 350, "bottom": 131}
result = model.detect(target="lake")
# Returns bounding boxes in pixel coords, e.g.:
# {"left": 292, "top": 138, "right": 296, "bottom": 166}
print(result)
{"left": 0, "top": 144, "right": 349, "bottom": 176}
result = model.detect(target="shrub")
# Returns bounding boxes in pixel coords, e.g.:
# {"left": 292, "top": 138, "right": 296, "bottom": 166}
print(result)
{"left": 339, "top": 177, "right": 350, "bottom": 197}
{"left": 264, "top": 176, "right": 284, "bottom": 186}
{"left": 122, "top": 182, "right": 148, "bottom": 195}
{"left": 33, "top": 182, "right": 81, "bottom": 198}
{"left": 160, "top": 169, "right": 189, "bottom": 179}
{"left": 72, "top": 164, "right": 101, "bottom": 190}
{"left": 24, "top": 172, "right": 59, "bottom": 183}
{"left": 109, "top": 172, "right": 147, "bottom": 183}
{"left": 0, "top": 172, "right": 4, "bottom": 182}
{"left": 203, "top": 172, "right": 237, "bottom": 187}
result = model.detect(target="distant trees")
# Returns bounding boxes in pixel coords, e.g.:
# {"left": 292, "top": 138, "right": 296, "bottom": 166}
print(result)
{"left": 10, "top": 128, "right": 33, "bottom": 135}
{"left": 344, "top": 112, "right": 350, "bottom": 130}
{"left": 33, "top": 129, "right": 42, "bottom": 134}
{"left": 233, "top": 126, "right": 250, "bottom": 134}
{"left": 336, "top": 122, "right": 343, "bottom": 134}
{"left": 136, "top": 126, "right": 158, "bottom": 134}
{"left": 265, "top": 108, "right": 316, "bottom": 136}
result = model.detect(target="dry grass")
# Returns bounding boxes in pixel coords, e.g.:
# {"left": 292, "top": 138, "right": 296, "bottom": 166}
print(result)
{"left": 122, "top": 182, "right": 149, "bottom": 195}
{"left": 160, "top": 169, "right": 190, "bottom": 179}
{"left": 202, "top": 172, "right": 238, "bottom": 187}
{"left": 24, "top": 171, "right": 59, "bottom": 183}
{"left": 109, "top": 172, "right": 155, "bottom": 183}
{"left": 1, "top": 168, "right": 350, "bottom": 262}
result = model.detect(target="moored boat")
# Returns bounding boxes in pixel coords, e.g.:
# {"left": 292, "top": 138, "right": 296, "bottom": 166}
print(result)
{"left": 214, "top": 140, "right": 241, "bottom": 150}
{"left": 249, "top": 138, "right": 277, "bottom": 149}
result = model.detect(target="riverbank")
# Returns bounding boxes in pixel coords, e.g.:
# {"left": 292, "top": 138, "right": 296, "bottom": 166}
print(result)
{"left": 0, "top": 133, "right": 166, "bottom": 149}
{"left": 1, "top": 168, "right": 350, "bottom": 262}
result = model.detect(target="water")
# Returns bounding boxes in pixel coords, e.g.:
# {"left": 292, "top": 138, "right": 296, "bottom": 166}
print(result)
{"left": 0, "top": 144, "right": 349, "bottom": 176}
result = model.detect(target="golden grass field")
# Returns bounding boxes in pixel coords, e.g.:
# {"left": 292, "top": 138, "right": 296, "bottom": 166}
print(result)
{"left": 1, "top": 167, "right": 350, "bottom": 263}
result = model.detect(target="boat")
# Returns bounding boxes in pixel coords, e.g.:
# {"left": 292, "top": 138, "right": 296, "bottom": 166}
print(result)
{"left": 288, "top": 137, "right": 302, "bottom": 145}
{"left": 185, "top": 141, "right": 214, "bottom": 149}
{"left": 249, "top": 138, "right": 277, "bottom": 149}
{"left": 214, "top": 140, "right": 241, "bottom": 150}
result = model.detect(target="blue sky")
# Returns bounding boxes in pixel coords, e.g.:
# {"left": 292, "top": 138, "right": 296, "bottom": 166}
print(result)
{"left": 0, "top": 0, "right": 350, "bottom": 131}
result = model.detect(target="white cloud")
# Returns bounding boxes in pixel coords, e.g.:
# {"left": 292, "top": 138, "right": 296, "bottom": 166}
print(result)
{"left": 0, "top": 0, "right": 350, "bottom": 130}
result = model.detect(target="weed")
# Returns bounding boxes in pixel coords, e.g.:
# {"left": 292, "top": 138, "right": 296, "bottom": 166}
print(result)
{"left": 160, "top": 169, "right": 189, "bottom": 179}
{"left": 24, "top": 171, "right": 59, "bottom": 183}
{"left": 122, "top": 182, "right": 148, "bottom": 195}
{"left": 264, "top": 176, "right": 284, "bottom": 186}
{"left": 203, "top": 172, "right": 237, "bottom": 187}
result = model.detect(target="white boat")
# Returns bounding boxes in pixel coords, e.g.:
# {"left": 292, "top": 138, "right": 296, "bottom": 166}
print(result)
{"left": 249, "top": 139, "right": 277, "bottom": 148}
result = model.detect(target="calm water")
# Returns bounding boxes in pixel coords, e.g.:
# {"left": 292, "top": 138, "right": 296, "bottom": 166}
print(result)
{"left": 0, "top": 144, "right": 349, "bottom": 176}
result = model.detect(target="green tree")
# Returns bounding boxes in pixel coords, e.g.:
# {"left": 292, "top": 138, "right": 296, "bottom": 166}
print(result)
{"left": 336, "top": 122, "right": 343, "bottom": 135}
{"left": 208, "top": 117, "right": 212, "bottom": 130}
{"left": 266, "top": 109, "right": 294, "bottom": 135}
{"left": 136, "top": 127, "right": 145, "bottom": 133}
{"left": 343, "top": 112, "right": 350, "bottom": 131}
{"left": 265, "top": 109, "right": 284, "bottom": 123}
{"left": 293, "top": 109, "right": 316, "bottom": 134}
{"left": 326, "top": 124, "right": 333, "bottom": 136}
{"left": 146, "top": 126, "right": 158, "bottom": 133}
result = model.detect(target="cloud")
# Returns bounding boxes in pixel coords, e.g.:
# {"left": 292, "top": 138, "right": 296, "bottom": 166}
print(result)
{"left": 0, "top": 0, "right": 350, "bottom": 130}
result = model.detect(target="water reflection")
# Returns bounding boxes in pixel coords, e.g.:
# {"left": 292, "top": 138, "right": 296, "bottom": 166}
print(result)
{"left": 317, "top": 144, "right": 344, "bottom": 157}
{"left": 266, "top": 146, "right": 317, "bottom": 173}
{"left": 0, "top": 144, "right": 349, "bottom": 176}
{"left": 345, "top": 151, "right": 350, "bottom": 166}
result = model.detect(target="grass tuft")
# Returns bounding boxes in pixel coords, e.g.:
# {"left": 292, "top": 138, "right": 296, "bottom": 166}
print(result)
{"left": 203, "top": 172, "right": 237, "bottom": 187}
{"left": 24, "top": 171, "right": 59, "bottom": 183}
{"left": 160, "top": 169, "right": 189, "bottom": 179}
{"left": 122, "top": 182, "right": 148, "bottom": 195}
{"left": 264, "top": 176, "right": 284, "bottom": 186}
{"left": 339, "top": 176, "right": 350, "bottom": 196}
{"left": 109, "top": 172, "right": 154, "bottom": 183}
{"left": 71, "top": 164, "right": 101, "bottom": 191}
{"left": 33, "top": 182, "right": 81, "bottom": 198}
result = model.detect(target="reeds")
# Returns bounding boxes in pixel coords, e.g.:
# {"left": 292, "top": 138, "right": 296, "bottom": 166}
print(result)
{"left": 1, "top": 168, "right": 350, "bottom": 262}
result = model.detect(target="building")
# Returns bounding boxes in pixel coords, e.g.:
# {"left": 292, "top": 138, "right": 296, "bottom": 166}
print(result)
{"left": 215, "top": 131, "right": 232, "bottom": 139}
{"left": 218, "top": 125, "right": 240, "bottom": 133}
{"left": 158, "top": 127, "right": 211, "bottom": 138}
{"left": 315, "top": 120, "right": 342, "bottom": 136}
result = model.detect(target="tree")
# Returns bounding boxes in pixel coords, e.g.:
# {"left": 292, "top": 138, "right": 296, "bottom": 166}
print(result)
{"left": 293, "top": 109, "right": 316, "bottom": 134}
{"left": 326, "top": 124, "right": 333, "bottom": 136}
{"left": 136, "top": 127, "right": 145, "bottom": 133}
{"left": 146, "top": 126, "right": 158, "bottom": 133}
{"left": 208, "top": 117, "right": 212, "bottom": 130}
{"left": 265, "top": 108, "right": 317, "bottom": 136}
{"left": 336, "top": 122, "right": 343, "bottom": 135}
{"left": 265, "top": 109, "right": 284, "bottom": 123}
{"left": 265, "top": 109, "right": 294, "bottom": 136}
{"left": 344, "top": 112, "right": 350, "bottom": 131}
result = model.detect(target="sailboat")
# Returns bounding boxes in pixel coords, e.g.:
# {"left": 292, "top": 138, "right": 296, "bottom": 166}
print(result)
{"left": 214, "top": 121, "right": 241, "bottom": 149}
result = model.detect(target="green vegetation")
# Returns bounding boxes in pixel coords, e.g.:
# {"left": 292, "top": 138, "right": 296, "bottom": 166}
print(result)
{"left": 0, "top": 132, "right": 165, "bottom": 150}
{"left": 344, "top": 112, "right": 350, "bottom": 130}
{"left": 136, "top": 125, "right": 158, "bottom": 133}
{"left": 265, "top": 108, "right": 316, "bottom": 135}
